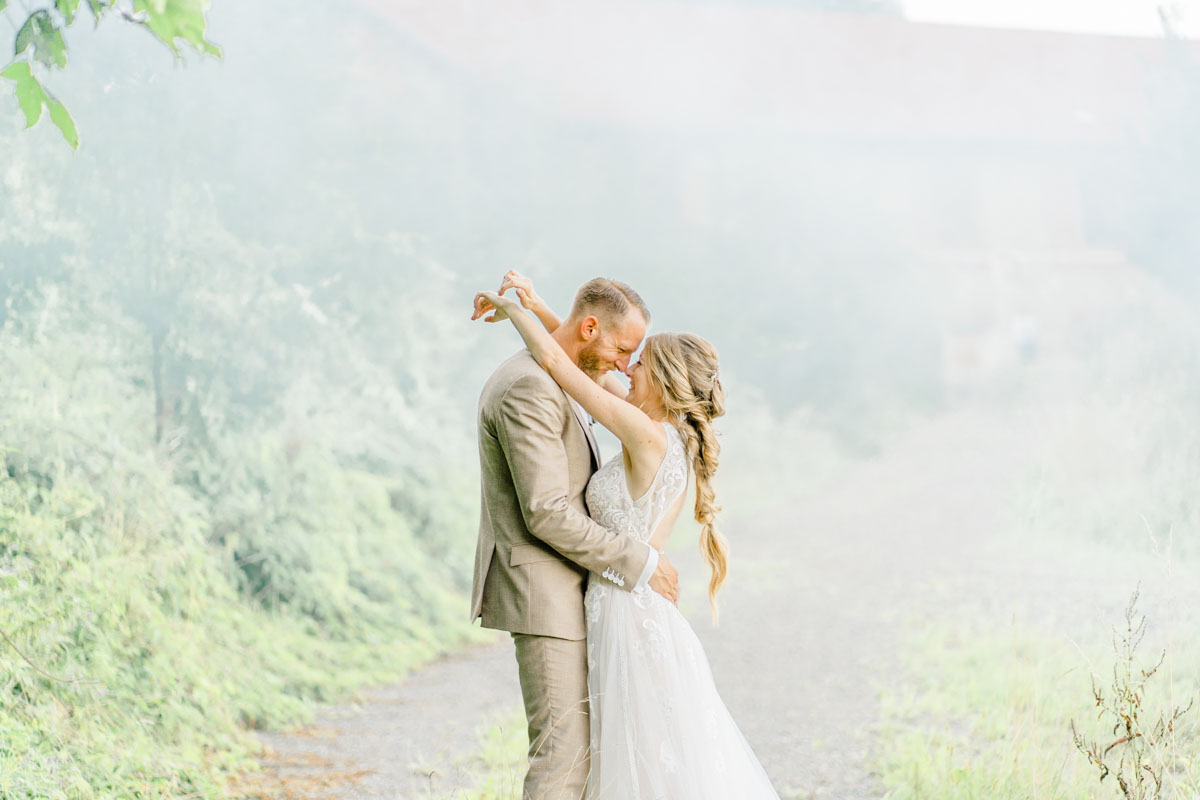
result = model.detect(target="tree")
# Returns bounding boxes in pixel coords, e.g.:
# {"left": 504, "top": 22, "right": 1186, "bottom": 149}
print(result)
{"left": 1, "top": 0, "right": 218, "bottom": 148}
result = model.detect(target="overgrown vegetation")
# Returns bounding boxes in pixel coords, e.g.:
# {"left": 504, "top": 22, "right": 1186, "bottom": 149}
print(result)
{"left": 877, "top": 275, "right": 1200, "bottom": 800}
{"left": 0, "top": 97, "right": 491, "bottom": 795}
{"left": 878, "top": 612, "right": 1200, "bottom": 800}
{"left": 0, "top": 271, "right": 485, "bottom": 797}
{"left": 1072, "top": 589, "right": 1195, "bottom": 800}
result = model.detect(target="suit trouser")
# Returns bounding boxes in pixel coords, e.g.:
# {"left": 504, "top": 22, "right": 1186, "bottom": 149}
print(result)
{"left": 512, "top": 632, "right": 590, "bottom": 800}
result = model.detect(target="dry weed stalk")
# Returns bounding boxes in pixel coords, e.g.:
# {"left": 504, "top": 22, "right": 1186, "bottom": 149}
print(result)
{"left": 1071, "top": 587, "right": 1194, "bottom": 800}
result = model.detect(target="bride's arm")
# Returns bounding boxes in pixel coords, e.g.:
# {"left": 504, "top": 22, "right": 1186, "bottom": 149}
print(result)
{"left": 481, "top": 272, "right": 628, "bottom": 397}
{"left": 475, "top": 290, "right": 664, "bottom": 456}
{"left": 599, "top": 373, "right": 629, "bottom": 399}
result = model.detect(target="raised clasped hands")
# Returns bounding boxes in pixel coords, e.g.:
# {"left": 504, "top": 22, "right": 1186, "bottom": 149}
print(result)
{"left": 498, "top": 269, "right": 544, "bottom": 311}
{"left": 471, "top": 270, "right": 545, "bottom": 323}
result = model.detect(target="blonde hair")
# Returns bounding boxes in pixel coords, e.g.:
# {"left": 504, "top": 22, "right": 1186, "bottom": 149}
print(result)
{"left": 639, "top": 333, "right": 728, "bottom": 622}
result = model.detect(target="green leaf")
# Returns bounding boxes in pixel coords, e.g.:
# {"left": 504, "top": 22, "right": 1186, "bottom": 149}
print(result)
{"left": 47, "top": 96, "right": 78, "bottom": 149}
{"left": 14, "top": 16, "right": 35, "bottom": 54}
{"left": 0, "top": 2, "right": 7, "bottom": 13}
{"left": 2, "top": 62, "right": 49, "bottom": 128}
{"left": 133, "top": 0, "right": 221, "bottom": 57}
{"left": 2, "top": 61, "right": 74, "bottom": 146}
{"left": 86, "top": 0, "right": 109, "bottom": 21}
{"left": 14, "top": 11, "right": 69, "bottom": 70}
{"left": 55, "top": 0, "right": 81, "bottom": 25}
{"left": 0, "top": 61, "right": 29, "bottom": 80}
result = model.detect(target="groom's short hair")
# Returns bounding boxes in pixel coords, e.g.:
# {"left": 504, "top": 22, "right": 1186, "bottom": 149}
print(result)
{"left": 570, "top": 278, "right": 651, "bottom": 326}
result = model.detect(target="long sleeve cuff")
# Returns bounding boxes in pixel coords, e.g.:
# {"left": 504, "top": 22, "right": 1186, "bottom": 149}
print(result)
{"left": 633, "top": 545, "right": 659, "bottom": 591}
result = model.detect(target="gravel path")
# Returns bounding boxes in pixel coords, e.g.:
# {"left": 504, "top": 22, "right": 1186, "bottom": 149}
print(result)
{"left": 253, "top": 638, "right": 519, "bottom": 799}
{"left": 700, "top": 406, "right": 1046, "bottom": 799}
{"left": 250, "top": 401, "right": 1195, "bottom": 800}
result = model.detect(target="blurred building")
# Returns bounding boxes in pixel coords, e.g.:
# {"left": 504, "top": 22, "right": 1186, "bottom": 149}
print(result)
{"left": 357, "top": 1, "right": 1196, "bottom": 396}
{"left": 361, "top": 3, "right": 1188, "bottom": 240}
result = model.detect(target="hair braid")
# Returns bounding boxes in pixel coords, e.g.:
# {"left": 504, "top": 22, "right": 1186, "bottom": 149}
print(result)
{"left": 640, "top": 333, "right": 728, "bottom": 622}
{"left": 684, "top": 407, "right": 728, "bottom": 622}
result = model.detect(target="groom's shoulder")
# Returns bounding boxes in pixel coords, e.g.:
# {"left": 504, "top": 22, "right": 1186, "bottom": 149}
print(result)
{"left": 481, "top": 349, "right": 559, "bottom": 405}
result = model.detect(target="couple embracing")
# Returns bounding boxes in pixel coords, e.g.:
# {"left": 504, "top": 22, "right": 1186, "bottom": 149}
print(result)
{"left": 470, "top": 272, "right": 778, "bottom": 800}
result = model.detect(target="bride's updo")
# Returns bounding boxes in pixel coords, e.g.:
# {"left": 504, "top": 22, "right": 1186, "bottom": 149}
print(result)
{"left": 638, "top": 333, "right": 728, "bottom": 621}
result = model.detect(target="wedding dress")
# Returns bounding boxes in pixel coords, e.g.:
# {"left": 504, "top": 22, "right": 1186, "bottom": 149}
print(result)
{"left": 583, "top": 422, "right": 780, "bottom": 799}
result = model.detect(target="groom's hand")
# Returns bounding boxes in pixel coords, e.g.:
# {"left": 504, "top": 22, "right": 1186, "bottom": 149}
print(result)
{"left": 649, "top": 553, "right": 680, "bottom": 605}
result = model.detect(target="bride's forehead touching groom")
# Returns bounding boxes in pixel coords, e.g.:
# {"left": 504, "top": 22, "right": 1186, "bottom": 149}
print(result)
{"left": 533, "top": 280, "right": 647, "bottom": 378}
{"left": 469, "top": 271, "right": 776, "bottom": 800}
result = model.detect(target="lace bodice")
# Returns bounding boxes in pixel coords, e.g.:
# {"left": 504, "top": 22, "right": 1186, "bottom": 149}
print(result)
{"left": 585, "top": 422, "right": 689, "bottom": 546}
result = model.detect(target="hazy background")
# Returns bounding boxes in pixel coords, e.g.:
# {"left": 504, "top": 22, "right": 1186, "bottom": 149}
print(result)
{"left": 2, "top": 1, "right": 1199, "bottom": 797}
{"left": 12, "top": 0, "right": 1198, "bottom": 442}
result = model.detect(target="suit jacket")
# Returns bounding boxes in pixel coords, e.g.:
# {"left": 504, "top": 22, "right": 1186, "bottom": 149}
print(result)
{"left": 471, "top": 349, "right": 652, "bottom": 640}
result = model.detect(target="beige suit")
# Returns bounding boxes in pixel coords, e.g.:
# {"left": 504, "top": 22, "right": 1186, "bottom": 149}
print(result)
{"left": 472, "top": 349, "right": 652, "bottom": 799}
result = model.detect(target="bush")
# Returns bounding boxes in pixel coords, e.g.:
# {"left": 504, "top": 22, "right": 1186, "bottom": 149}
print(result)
{"left": 0, "top": 265, "right": 481, "bottom": 797}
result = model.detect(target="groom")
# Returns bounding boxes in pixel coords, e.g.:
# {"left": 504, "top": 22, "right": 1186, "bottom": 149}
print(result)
{"left": 471, "top": 275, "right": 680, "bottom": 799}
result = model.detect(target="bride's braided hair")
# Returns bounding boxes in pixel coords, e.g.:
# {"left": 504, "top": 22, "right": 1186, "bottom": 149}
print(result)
{"left": 639, "top": 333, "right": 728, "bottom": 622}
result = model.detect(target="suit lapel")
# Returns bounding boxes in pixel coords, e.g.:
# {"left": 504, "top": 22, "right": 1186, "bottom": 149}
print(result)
{"left": 566, "top": 394, "right": 601, "bottom": 468}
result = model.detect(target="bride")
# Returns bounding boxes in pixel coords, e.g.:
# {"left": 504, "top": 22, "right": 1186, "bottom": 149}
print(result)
{"left": 475, "top": 275, "right": 779, "bottom": 799}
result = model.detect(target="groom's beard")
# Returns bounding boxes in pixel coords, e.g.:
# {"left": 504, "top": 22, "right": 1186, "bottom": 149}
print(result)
{"left": 577, "top": 343, "right": 605, "bottom": 381}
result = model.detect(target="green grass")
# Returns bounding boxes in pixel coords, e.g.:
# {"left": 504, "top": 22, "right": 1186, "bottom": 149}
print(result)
{"left": 0, "top": 457, "right": 484, "bottom": 799}
{"left": 434, "top": 707, "right": 527, "bottom": 800}
{"left": 878, "top": 613, "right": 1200, "bottom": 800}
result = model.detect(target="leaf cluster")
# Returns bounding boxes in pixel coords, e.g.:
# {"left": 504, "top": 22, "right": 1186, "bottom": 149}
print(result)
{"left": 1, "top": 0, "right": 219, "bottom": 148}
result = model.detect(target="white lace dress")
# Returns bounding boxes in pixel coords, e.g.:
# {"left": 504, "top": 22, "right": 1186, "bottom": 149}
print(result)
{"left": 583, "top": 422, "right": 780, "bottom": 799}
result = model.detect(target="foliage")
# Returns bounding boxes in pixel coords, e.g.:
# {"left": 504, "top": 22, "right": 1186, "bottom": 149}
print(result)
{"left": 1, "top": 0, "right": 219, "bottom": 147}
{"left": 0, "top": 282, "right": 483, "bottom": 798}
{"left": 0, "top": 75, "right": 487, "bottom": 794}
{"left": 877, "top": 616, "right": 1200, "bottom": 800}
{"left": 1071, "top": 589, "right": 1195, "bottom": 800}
{"left": 438, "top": 708, "right": 528, "bottom": 800}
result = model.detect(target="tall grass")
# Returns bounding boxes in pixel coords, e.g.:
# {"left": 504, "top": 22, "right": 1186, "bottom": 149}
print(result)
{"left": 436, "top": 708, "right": 528, "bottom": 800}
{"left": 1072, "top": 589, "right": 1197, "bottom": 800}
{"left": 879, "top": 614, "right": 1200, "bottom": 800}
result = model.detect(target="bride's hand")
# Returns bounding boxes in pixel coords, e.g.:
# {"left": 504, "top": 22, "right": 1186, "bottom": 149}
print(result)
{"left": 472, "top": 290, "right": 518, "bottom": 323}
{"left": 498, "top": 269, "right": 544, "bottom": 312}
